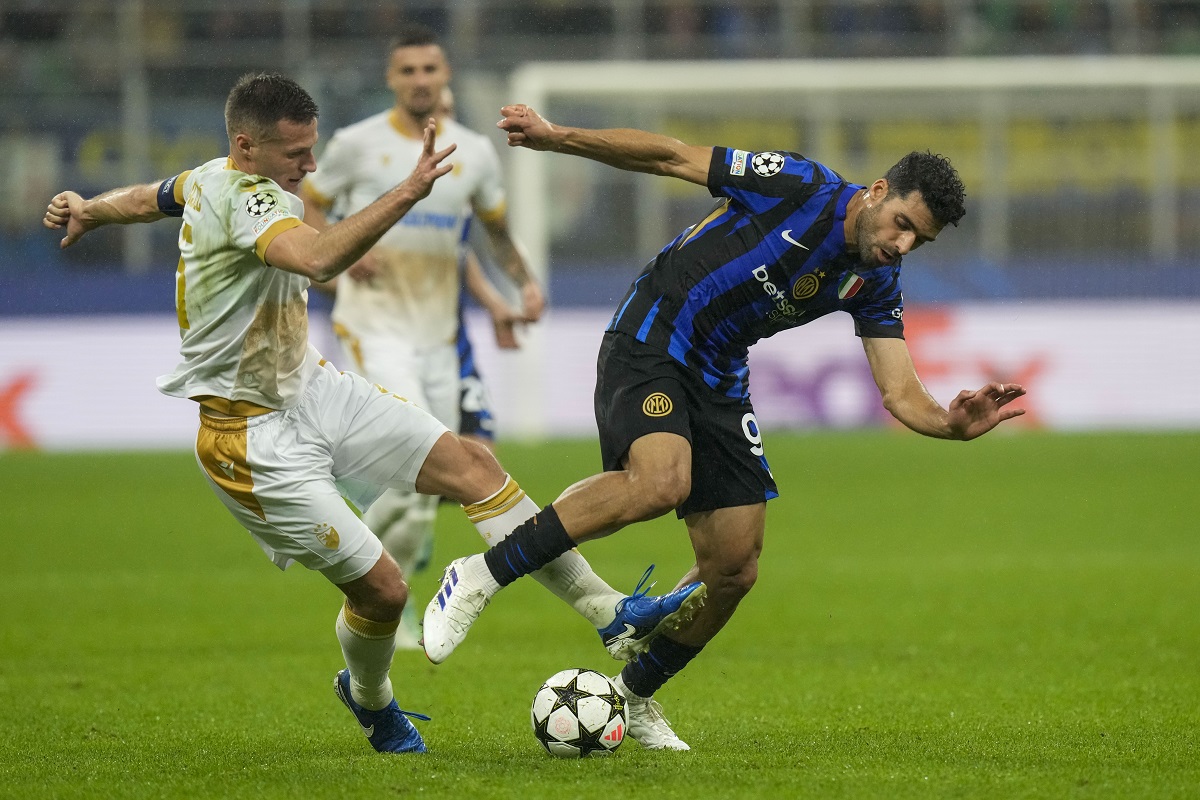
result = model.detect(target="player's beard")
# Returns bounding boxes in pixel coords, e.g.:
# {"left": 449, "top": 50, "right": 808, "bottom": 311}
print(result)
{"left": 402, "top": 90, "right": 438, "bottom": 120}
{"left": 853, "top": 202, "right": 883, "bottom": 267}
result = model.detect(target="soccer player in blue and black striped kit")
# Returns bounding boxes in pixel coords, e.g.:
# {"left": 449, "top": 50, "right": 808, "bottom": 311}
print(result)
{"left": 424, "top": 104, "right": 1028, "bottom": 750}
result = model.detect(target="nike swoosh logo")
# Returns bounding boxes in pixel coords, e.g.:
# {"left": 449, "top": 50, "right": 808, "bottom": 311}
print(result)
{"left": 781, "top": 230, "right": 809, "bottom": 250}
{"left": 361, "top": 724, "right": 374, "bottom": 737}
{"left": 616, "top": 623, "right": 638, "bottom": 639}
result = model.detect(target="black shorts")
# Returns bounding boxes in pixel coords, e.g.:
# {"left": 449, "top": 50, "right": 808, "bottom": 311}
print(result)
{"left": 594, "top": 331, "right": 779, "bottom": 518}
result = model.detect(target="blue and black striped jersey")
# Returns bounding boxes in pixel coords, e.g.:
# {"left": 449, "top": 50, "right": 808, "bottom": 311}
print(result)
{"left": 608, "top": 147, "right": 905, "bottom": 399}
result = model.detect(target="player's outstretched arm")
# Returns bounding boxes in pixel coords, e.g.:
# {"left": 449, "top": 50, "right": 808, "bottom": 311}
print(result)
{"left": 266, "top": 119, "right": 455, "bottom": 282}
{"left": 463, "top": 248, "right": 529, "bottom": 349}
{"left": 497, "top": 104, "right": 711, "bottom": 186}
{"left": 43, "top": 183, "right": 165, "bottom": 249}
{"left": 474, "top": 211, "right": 544, "bottom": 323}
{"left": 297, "top": 182, "right": 381, "bottom": 291}
{"left": 863, "top": 336, "right": 1025, "bottom": 441}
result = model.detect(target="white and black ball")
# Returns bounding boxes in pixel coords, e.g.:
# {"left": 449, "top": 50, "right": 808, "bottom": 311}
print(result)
{"left": 530, "top": 668, "right": 627, "bottom": 758}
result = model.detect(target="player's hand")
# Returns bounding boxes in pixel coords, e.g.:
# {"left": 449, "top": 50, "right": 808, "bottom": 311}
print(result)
{"left": 488, "top": 290, "right": 546, "bottom": 349}
{"left": 491, "top": 313, "right": 520, "bottom": 349}
{"left": 946, "top": 382, "right": 1026, "bottom": 440}
{"left": 497, "top": 105, "right": 557, "bottom": 151}
{"left": 43, "top": 191, "right": 93, "bottom": 249}
{"left": 405, "top": 118, "right": 456, "bottom": 200}
{"left": 520, "top": 280, "right": 545, "bottom": 322}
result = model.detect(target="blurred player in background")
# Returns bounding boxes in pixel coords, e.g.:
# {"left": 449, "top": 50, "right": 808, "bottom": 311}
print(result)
{"left": 440, "top": 86, "right": 522, "bottom": 456}
{"left": 299, "top": 26, "right": 548, "bottom": 647}
{"left": 306, "top": 78, "right": 532, "bottom": 645}
{"left": 41, "top": 74, "right": 696, "bottom": 756}
{"left": 424, "top": 104, "right": 1028, "bottom": 750}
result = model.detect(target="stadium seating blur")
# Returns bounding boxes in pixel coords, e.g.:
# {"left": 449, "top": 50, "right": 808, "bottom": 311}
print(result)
{"left": 2, "top": 0, "right": 1198, "bottom": 309}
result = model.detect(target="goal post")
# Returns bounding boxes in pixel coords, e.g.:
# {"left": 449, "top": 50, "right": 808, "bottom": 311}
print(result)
{"left": 508, "top": 56, "right": 1200, "bottom": 276}
{"left": 493, "top": 56, "right": 1200, "bottom": 437}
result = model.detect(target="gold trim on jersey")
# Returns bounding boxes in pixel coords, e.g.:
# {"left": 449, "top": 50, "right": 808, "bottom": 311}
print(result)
{"left": 196, "top": 414, "right": 266, "bottom": 521}
{"left": 194, "top": 395, "right": 276, "bottom": 417}
{"left": 302, "top": 180, "right": 334, "bottom": 209}
{"left": 388, "top": 109, "right": 443, "bottom": 139}
{"left": 475, "top": 202, "right": 508, "bottom": 226}
{"left": 341, "top": 602, "right": 401, "bottom": 638}
{"left": 173, "top": 170, "right": 192, "bottom": 204}
{"left": 331, "top": 322, "right": 365, "bottom": 371}
{"left": 255, "top": 217, "right": 303, "bottom": 263}
{"left": 175, "top": 257, "right": 189, "bottom": 329}
{"left": 463, "top": 477, "right": 526, "bottom": 523}
{"left": 678, "top": 199, "right": 731, "bottom": 249}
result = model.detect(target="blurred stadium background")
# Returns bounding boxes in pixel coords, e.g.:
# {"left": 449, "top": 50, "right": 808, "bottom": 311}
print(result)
{"left": 2, "top": 0, "right": 1200, "bottom": 448}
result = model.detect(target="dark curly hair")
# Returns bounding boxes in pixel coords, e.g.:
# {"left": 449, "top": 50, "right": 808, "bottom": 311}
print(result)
{"left": 884, "top": 151, "right": 966, "bottom": 227}
{"left": 224, "top": 72, "right": 319, "bottom": 143}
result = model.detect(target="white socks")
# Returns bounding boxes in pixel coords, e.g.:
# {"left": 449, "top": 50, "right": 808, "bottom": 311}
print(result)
{"left": 335, "top": 602, "right": 397, "bottom": 711}
{"left": 365, "top": 489, "right": 436, "bottom": 578}
{"left": 463, "top": 476, "right": 624, "bottom": 628}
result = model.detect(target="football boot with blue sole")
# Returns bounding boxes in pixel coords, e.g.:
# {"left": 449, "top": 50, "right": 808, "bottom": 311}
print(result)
{"left": 334, "top": 669, "right": 430, "bottom": 754}
{"left": 598, "top": 565, "right": 707, "bottom": 661}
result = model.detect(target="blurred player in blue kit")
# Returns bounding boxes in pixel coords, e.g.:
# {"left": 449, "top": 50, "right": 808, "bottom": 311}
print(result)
{"left": 424, "top": 104, "right": 1028, "bottom": 750}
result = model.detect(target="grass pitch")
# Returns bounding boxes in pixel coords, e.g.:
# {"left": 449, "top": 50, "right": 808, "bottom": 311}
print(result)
{"left": 1, "top": 431, "right": 1197, "bottom": 799}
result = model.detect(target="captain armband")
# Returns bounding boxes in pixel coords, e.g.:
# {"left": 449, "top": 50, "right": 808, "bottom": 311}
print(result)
{"left": 157, "top": 175, "right": 186, "bottom": 217}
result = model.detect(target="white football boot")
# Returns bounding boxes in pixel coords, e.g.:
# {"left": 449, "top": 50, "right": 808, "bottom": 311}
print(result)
{"left": 612, "top": 674, "right": 690, "bottom": 751}
{"left": 422, "top": 555, "right": 498, "bottom": 664}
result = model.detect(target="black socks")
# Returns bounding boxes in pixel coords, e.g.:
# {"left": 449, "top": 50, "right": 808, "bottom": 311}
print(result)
{"left": 620, "top": 635, "right": 704, "bottom": 697}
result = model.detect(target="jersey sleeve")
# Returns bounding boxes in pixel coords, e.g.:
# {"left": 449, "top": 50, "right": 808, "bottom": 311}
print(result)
{"left": 156, "top": 170, "right": 193, "bottom": 217}
{"left": 471, "top": 139, "right": 507, "bottom": 224}
{"left": 303, "top": 130, "right": 356, "bottom": 208}
{"left": 849, "top": 268, "right": 905, "bottom": 339}
{"left": 227, "top": 180, "right": 304, "bottom": 264}
{"left": 707, "top": 147, "right": 842, "bottom": 214}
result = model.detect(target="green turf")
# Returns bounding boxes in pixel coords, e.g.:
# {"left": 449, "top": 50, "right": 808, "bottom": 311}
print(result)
{"left": 1, "top": 432, "right": 1197, "bottom": 799}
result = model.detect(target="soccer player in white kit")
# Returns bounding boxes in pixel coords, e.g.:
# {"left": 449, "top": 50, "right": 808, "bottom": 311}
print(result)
{"left": 300, "top": 25, "right": 538, "bottom": 645}
{"left": 43, "top": 72, "right": 703, "bottom": 755}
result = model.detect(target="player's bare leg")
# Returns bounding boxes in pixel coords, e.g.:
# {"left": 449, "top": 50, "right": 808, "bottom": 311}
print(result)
{"left": 611, "top": 504, "right": 762, "bottom": 750}
{"left": 362, "top": 489, "right": 428, "bottom": 648}
{"left": 674, "top": 503, "right": 764, "bottom": 644}
{"left": 332, "top": 551, "right": 429, "bottom": 753}
{"left": 552, "top": 432, "right": 693, "bottom": 541}
{"left": 413, "top": 431, "right": 508, "bottom": 504}
{"left": 422, "top": 432, "right": 704, "bottom": 663}
{"left": 415, "top": 433, "right": 650, "bottom": 647}
{"left": 336, "top": 552, "right": 407, "bottom": 708}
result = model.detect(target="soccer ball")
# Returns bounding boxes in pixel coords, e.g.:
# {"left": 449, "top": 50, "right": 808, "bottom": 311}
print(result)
{"left": 530, "top": 668, "right": 627, "bottom": 758}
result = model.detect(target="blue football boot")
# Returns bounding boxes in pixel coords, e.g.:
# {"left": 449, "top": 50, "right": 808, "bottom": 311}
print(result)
{"left": 598, "top": 565, "right": 707, "bottom": 661}
{"left": 334, "top": 669, "right": 430, "bottom": 754}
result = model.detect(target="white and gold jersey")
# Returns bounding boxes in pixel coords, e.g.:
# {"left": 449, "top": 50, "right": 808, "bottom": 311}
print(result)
{"left": 157, "top": 157, "right": 319, "bottom": 411}
{"left": 305, "top": 112, "right": 506, "bottom": 347}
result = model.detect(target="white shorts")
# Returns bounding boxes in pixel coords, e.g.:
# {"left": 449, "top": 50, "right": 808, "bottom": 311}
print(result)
{"left": 334, "top": 324, "right": 462, "bottom": 435}
{"left": 193, "top": 360, "right": 449, "bottom": 583}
